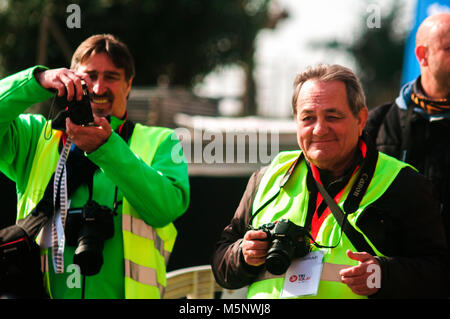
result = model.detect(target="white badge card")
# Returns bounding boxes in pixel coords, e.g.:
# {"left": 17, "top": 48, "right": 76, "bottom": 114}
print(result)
{"left": 281, "top": 250, "right": 325, "bottom": 298}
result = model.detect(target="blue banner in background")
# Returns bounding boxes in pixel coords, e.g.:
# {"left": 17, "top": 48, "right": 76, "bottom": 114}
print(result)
{"left": 401, "top": 0, "right": 450, "bottom": 85}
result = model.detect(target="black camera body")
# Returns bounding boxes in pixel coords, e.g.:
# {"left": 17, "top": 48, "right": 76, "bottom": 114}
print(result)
{"left": 65, "top": 200, "right": 114, "bottom": 276}
{"left": 257, "top": 219, "right": 310, "bottom": 275}
{"left": 54, "top": 83, "right": 94, "bottom": 126}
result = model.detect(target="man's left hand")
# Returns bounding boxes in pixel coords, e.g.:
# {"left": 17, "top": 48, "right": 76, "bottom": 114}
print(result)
{"left": 65, "top": 115, "right": 112, "bottom": 153}
{"left": 339, "top": 250, "right": 381, "bottom": 296}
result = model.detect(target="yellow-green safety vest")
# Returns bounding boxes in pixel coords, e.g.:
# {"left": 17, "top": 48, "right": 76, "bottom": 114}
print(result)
{"left": 247, "top": 150, "right": 410, "bottom": 299}
{"left": 17, "top": 123, "right": 177, "bottom": 299}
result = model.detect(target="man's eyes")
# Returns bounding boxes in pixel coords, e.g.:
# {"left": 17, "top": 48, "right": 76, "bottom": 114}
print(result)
{"left": 326, "top": 115, "right": 343, "bottom": 120}
{"left": 301, "top": 116, "right": 314, "bottom": 122}
{"left": 300, "top": 115, "right": 343, "bottom": 122}
{"left": 87, "top": 73, "right": 120, "bottom": 81}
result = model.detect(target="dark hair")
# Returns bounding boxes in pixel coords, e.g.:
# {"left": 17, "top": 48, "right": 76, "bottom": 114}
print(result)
{"left": 291, "top": 64, "right": 366, "bottom": 117}
{"left": 71, "top": 34, "right": 135, "bottom": 81}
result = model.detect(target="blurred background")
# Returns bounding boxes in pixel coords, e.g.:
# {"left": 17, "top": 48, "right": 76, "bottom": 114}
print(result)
{"left": 0, "top": 0, "right": 449, "bottom": 271}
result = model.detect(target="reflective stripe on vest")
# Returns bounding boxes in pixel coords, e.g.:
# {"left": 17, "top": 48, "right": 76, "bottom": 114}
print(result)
{"left": 20, "top": 122, "right": 177, "bottom": 299}
{"left": 122, "top": 123, "right": 177, "bottom": 299}
{"left": 247, "top": 150, "right": 410, "bottom": 299}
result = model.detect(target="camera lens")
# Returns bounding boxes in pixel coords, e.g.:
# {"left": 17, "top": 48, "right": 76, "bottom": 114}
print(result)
{"left": 70, "top": 201, "right": 115, "bottom": 276}
{"left": 265, "top": 252, "right": 291, "bottom": 275}
{"left": 259, "top": 219, "right": 311, "bottom": 275}
{"left": 73, "top": 235, "right": 104, "bottom": 276}
{"left": 265, "top": 239, "right": 295, "bottom": 275}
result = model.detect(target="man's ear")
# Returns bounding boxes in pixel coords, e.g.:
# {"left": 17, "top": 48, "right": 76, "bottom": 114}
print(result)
{"left": 415, "top": 45, "right": 428, "bottom": 67}
{"left": 126, "top": 76, "right": 134, "bottom": 99}
{"left": 358, "top": 106, "right": 369, "bottom": 136}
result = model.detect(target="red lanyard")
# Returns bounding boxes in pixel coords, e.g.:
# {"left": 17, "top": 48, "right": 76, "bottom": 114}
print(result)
{"left": 309, "top": 140, "right": 367, "bottom": 240}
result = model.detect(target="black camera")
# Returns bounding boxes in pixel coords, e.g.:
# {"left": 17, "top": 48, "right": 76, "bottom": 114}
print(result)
{"left": 54, "top": 82, "right": 94, "bottom": 126}
{"left": 257, "top": 219, "right": 310, "bottom": 275}
{"left": 65, "top": 200, "right": 114, "bottom": 276}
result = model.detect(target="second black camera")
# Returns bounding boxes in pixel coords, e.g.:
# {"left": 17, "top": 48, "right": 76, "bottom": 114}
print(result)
{"left": 65, "top": 200, "right": 114, "bottom": 276}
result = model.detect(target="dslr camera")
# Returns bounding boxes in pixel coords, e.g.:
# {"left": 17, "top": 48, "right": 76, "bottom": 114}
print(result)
{"left": 256, "top": 219, "right": 310, "bottom": 275}
{"left": 65, "top": 200, "right": 114, "bottom": 276}
{"left": 54, "top": 82, "right": 94, "bottom": 126}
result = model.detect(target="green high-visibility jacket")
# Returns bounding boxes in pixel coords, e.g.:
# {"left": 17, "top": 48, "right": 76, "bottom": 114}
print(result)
{"left": 247, "top": 150, "right": 409, "bottom": 299}
{"left": 0, "top": 66, "right": 190, "bottom": 298}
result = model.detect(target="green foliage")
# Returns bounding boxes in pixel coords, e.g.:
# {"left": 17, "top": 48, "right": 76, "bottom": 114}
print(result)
{"left": 0, "top": 0, "right": 271, "bottom": 87}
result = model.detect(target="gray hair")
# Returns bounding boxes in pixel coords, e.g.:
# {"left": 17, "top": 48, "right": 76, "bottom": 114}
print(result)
{"left": 291, "top": 64, "right": 366, "bottom": 117}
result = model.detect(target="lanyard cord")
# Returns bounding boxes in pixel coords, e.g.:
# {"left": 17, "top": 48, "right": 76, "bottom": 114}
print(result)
{"left": 310, "top": 140, "right": 378, "bottom": 253}
{"left": 50, "top": 118, "right": 133, "bottom": 279}
{"left": 51, "top": 137, "right": 73, "bottom": 274}
{"left": 248, "top": 156, "right": 299, "bottom": 227}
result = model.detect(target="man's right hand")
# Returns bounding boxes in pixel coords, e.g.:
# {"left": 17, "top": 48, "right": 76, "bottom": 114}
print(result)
{"left": 241, "top": 230, "right": 269, "bottom": 267}
{"left": 35, "top": 68, "right": 92, "bottom": 101}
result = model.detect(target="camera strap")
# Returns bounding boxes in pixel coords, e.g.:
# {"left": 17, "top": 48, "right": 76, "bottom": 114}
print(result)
{"left": 51, "top": 136, "right": 73, "bottom": 273}
{"left": 249, "top": 138, "right": 378, "bottom": 255}
{"left": 312, "top": 140, "right": 378, "bottom": 256}
{"left": 50, "top": 119, "right": 136, "bottom": 273}
{"left": 313, "top": 180, "right": 375, "bottom": 255}
{"left": 16, "top": 118, "right": 136, "bottom": 275}
{"left": 248, "top": 156, "right": 299, "bottom": 226}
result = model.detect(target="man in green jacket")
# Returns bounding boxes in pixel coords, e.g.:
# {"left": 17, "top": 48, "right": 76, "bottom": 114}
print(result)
{"left": 0, "top": 34, "right": 189, "bottom": 298}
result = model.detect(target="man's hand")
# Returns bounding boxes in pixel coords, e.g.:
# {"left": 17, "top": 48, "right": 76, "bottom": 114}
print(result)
{"left": 339, "top": 250, "right": 381, "bottom": 296}
{"left": 35, "top": 68, "right": 92, "bottom": 100}
{"left": 241, "top": 230, "right": 269, "bottom": 267}
{"left": 65, "top": 115, "right": 112, "bottom": 153}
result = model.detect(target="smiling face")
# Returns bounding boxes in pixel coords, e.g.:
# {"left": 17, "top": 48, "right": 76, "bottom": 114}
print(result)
{"left": 295, "top": 80, "right": 368, "bottom": 177}
{"left": 75, "top": 52, "right": 133, "bottom": 118}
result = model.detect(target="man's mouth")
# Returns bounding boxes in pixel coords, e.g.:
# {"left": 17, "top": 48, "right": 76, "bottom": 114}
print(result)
{"left": 312, "top": 139, "right": 335, "bottom": 144}
{"left": 91, "top": 97, "right": 109, "bottom": 104}
{"left": 91, "top": 93, "right": 113, "bottom": 105}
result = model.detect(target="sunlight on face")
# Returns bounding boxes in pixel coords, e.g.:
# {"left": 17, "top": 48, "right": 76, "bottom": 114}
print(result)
{"left": 295, "top": 80, "right": 367, "bottom": 176}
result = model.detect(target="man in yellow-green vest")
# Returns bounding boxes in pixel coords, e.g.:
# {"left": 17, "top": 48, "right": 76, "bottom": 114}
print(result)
{"left": 212, "top": 64, "right": 449, "bottom": 298}
{"left": 0, "top": 34, "right": 189, "bottom": 298}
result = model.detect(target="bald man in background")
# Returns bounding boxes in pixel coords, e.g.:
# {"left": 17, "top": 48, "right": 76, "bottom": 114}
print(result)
{"left": 365, "top": 13, "right": 450, "bottom": 260}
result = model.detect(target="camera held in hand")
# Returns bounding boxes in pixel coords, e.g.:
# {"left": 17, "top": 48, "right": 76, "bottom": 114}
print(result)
{"left": 256, "top": 219, "right": 310, "bottom": 275}
{"left": 65, "top": 200, "right": 114, "bottom": 276}
{"left": 54, "top": 82, "right": 94, "bottom": 126}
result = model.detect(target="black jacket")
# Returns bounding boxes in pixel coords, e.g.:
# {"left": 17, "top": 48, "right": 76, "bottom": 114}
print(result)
{"left": 365, "top": 79, "right": 450, "bottom": 249}
{"left": 212, "top": 141, "right": 450, "bottom": 298}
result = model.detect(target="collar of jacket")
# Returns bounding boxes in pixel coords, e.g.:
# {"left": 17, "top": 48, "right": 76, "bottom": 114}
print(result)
{"left": 395, "top": 77, "right": 450, "bottom": 121}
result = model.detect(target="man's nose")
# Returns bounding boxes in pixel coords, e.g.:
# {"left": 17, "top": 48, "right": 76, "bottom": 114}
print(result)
{"left": 92, "top": 78, "right": 107, "bottom": 95}
{"left": 313, "top": 119, "right": 329, "bottom": 136}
